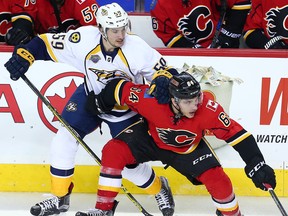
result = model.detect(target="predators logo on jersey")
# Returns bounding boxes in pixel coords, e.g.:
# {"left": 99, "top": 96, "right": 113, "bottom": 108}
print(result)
{"left": 69, "top": 32, "right": 81, "bottom": 43}
{"left": 89, "top": 68, "right": 132, "bottom": 85}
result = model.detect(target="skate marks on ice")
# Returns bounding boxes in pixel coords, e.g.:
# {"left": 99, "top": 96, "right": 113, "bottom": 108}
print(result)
{"left": 0, "top": 192, "right": 287, "bottom": 215}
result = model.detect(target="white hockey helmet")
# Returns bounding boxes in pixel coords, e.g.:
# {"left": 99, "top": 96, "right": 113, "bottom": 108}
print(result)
{"left": 96, "top": 3, "right": 129, "bottom": 34}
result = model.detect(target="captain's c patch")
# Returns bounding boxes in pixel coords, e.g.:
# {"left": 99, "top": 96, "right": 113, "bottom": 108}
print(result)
{"left": 69, "top": 32, "right": 81, "bottom": 43}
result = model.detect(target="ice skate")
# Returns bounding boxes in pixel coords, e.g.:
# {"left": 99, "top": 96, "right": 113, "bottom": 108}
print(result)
{"left": 30, "top": 183, "right": 73, "bottom": 216}
{"left": 155, "top": 176, "right": 175, "bottom": 216}
{"left": 75, "top": 200, "right": 119, "bottom": 216}
{"left": 216, "top": 209, "right": 244, "bottom": 216}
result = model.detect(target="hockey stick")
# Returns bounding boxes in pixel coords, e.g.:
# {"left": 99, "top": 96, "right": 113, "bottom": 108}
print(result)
{"left": 210, "top": 0, "right": 227, "bottom": 48}
{"left": 20, "top": 74, "right": 154, "bottom": 216}
{"left": 264, "top": 183, "right": 288, "bottom": 216}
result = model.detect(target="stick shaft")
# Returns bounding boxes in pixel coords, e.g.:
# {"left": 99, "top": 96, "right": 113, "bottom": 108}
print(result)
{"left": 21, "top": 74, "right": 153, "bottom": 216}
{"left": 264, "top": 183, "right": 288, "bottom": 216}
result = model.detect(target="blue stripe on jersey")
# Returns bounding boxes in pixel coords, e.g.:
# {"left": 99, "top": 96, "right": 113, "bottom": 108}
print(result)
{"left": 50, "top": 166, "right": 74, "bottom": 177}
{"left": 138, "top": 169, "right": 155, "bottom": 188}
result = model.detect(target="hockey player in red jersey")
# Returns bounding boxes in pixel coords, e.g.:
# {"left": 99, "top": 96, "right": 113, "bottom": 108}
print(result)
{"left": 34, "top": 0, "right": 99, "bottom": 34}
{"left": 87, "top": 71, "right": 276, "bottom": 216}
{"left": 150, "top": 0, "right": 251, "bottom": 48}
{"left": 243, "top": 0, "right": 288, "bottom": 49}
{"left": 0, "top": 0, "right": 36, "bottom": 45}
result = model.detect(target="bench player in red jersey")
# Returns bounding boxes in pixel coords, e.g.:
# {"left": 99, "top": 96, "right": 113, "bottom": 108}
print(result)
{"left": 1, "top": 0, "right": 36, "bottom": 45}
{"left": 34, "top": 0, "right": 99, "bottom": 34}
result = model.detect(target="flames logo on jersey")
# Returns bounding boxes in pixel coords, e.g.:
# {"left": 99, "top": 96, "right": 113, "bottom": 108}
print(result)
{"left": 178, "top": 6, "right": 213, "bottom": 44}
{"left": 89, "top": 68, "right": 132, "bottom": 85}
{"left": 157, "top": 128, "right": 196, "bottom": 147}
{"left": 265, "top": 6, "right": 288, "bottom": 38}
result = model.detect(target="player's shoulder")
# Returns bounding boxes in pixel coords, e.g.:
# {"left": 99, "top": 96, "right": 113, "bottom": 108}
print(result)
{"left": 123, "top": 33, "right": 155, "bottom": 53}
{"left": 66, "top": 26, "right": 100, "bottom": 44}
{"left": 201, "top": 94, "right": 223, "bottom": 113}
{"left": 65, "top": 0, "right": 97, "bottom": 9}
{"left": 151, "top": 0, "right": 175, "bottom": 11}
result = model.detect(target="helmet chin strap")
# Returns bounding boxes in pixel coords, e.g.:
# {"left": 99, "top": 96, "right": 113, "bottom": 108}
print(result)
{"left": 171, "top": 99, "right": 184, "bottom": 125}
{"left": 101, "top": 32, "right": 119, "bottom": 51}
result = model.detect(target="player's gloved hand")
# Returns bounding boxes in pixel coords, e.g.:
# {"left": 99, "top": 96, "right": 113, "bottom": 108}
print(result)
{"left": 214, "top": 27, "right": 242, "bottom": 48}
{"left": 264, "top": 36, "right": 288, "bottom": 49}
{"left": 85, "top": 91, "right": 115, "bottom": 115}
{"left": 5, "top": 28, "right": 31, "bottom": 45}
{"left": 148, "top": 68, "right": 178, "bottom": 104}
{"left": 4, "top": 46, "right": 35, "bottom": 81}
{"left": 245, "top": 156, "right": 276, "bottom": 191}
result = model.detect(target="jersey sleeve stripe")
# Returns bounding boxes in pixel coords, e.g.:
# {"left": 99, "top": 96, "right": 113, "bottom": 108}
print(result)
{"left": 228, "top": 131, "right": 251, "bottom": 147}
{"left": 39, "top": 34, "right": 58, "bottom": 62}
{"left": 114, "top": 79, "right": 127, "bottom": 105}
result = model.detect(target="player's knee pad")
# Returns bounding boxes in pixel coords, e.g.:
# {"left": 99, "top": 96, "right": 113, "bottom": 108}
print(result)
{"left": 50, "top": 125, "right": 79, "bottom": 169}
{"left": 198, "top": 166, "right": 233, "bottom": 199}
{"left": 102, "top": 139, "right": 136, "bottom": 169}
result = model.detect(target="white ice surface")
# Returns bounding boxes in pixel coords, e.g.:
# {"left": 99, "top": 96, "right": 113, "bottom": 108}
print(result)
{"left": 0, "top": 193, "right": 287, "bottom": 216}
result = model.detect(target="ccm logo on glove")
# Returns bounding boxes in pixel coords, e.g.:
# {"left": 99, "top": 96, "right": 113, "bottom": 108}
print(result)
{"left": 247, "top": 160, "right": 265, "bottom": 177}
{"left": 17, "top": 48, "right": 35, "bottom": 65}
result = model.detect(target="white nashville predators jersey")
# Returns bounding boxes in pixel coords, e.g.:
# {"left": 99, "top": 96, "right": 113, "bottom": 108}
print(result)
{"left": 38, "top": 26, "right": 167, "bottom": 122}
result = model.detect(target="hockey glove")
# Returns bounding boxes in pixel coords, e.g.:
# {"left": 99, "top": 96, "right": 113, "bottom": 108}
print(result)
{"left": 5, "top": 28, "right": 31, "bottom": 45}
{"left": 148, "top": 68, "right": 178, "bottom": 104}
{"left": 215, "top": 27, "right": 242, "bottom": 48}
{"left": 85, "top": 90, "right": 115, "bottom": 116}
{"left": 5, "top": 18, "right": 34, "bottom": 45}
{"left": 264, "top": 36, "right": 288, "bottom": 49}
{"left": 4, "top": 46, "right": 35, "bottom": 81}
{"left": 245, "top": 156, "right": 276, "bottom": 191}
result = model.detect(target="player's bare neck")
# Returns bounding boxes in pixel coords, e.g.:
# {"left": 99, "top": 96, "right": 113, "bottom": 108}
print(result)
{"left": 102, "top": 38, "right": 116, "bottom": 53}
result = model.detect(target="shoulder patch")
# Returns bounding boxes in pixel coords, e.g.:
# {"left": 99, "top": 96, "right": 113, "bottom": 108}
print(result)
{"left": 69, "top": 32, "right": 81, "bottom": 43}
{"left": 206, "top": 99, "right": 218, "bottom": 112}
{"left": 76, "top": 0, "right": 86, "bottom": 4}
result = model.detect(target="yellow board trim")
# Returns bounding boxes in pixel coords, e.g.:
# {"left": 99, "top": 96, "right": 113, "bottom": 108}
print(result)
{"left": 0, "top": 164, "right": 285, "bottom": 197}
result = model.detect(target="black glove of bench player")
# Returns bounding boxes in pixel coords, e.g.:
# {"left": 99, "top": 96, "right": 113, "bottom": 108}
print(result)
{"left": 245, "top": 156, "right": 276, "bottom": 191}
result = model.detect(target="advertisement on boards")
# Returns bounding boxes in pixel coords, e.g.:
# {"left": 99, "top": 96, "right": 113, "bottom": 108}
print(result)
{"left": 0, "top": 49, "right": 288, "bottom": 169}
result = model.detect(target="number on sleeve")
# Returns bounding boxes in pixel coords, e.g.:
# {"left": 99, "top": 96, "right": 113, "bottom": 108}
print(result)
{"left": 218, "top": 112, "right": 231, "bottom": 127}
{"left": 51, "top": 34, "right": 65, "bottom": 49}
{"left": 81, "top": 4, "right": 98, "bottom": 23}
{"left": 153, "top": 57, "right": 167, "bottom": 71}
{"left": 151, "top": 17, "right": 158, "bottom": 30}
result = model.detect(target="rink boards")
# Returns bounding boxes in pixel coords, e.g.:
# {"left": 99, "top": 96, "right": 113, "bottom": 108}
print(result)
{"left": 1, "top": 46, "right": 288, "bottom": 196}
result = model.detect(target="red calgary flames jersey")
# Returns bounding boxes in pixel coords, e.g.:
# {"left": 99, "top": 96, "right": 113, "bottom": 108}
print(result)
{"left": 0, "top": 0, "right": 36, "bottom": 43}
{"left": 150, "top": 0, "right": 250, "bottom": 47}
{"left": 116, "top": 82, "right": 249, "bottom": 154}
{"left": 34, "top": 0, "right": 98, "bottom": 34}
{"left": 243, "top": 0, "right": 288, "bottom": 45}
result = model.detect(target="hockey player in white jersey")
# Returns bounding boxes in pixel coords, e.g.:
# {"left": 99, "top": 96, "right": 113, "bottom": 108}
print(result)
{"left": 4, "top": 3, "right": 176, "bottom": 216}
